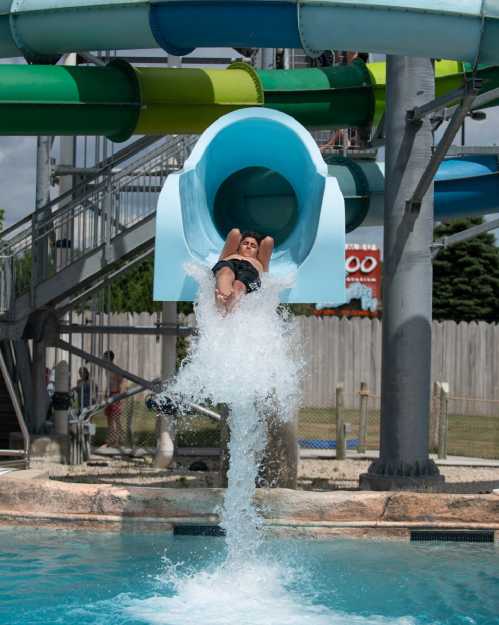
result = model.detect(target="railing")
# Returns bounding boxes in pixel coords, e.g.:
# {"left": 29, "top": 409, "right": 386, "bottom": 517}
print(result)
{"left": 0, "top": 135, "right": 197, "bottom": 309}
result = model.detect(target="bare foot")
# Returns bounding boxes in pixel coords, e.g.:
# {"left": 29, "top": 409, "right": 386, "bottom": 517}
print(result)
{"left": 226, "top": 286, "right": 246, "bottom": 313}
{"left": 215, "top": 289, "right": 231, "bottom": 315}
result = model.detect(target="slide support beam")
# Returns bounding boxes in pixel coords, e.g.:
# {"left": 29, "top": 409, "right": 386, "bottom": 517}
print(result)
{"left": 407, "top": 81, "right": 480, "bottom": 213}
{"left": 360, "top": 56, "right": 443, "bottom": 490}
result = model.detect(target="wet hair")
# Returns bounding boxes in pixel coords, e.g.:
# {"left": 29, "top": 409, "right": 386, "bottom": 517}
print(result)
{"left": 240, "top": 231, "right": 264, "bottom": 246}
{"left": 103, "top": 350, "right": 115, "bottom": 362}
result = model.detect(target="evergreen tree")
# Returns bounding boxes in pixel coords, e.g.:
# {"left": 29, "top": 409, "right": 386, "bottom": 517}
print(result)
{"left": 433, "top": 217, "right": 499, "bottom": 322}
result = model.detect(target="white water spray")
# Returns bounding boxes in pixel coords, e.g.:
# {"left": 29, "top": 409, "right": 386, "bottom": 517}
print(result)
{"left": 162, "top": 263, "right": 303, "bottom": 561}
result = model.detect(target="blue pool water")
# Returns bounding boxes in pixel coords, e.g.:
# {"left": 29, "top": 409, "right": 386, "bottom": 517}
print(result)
{"left": 0, "top": 527, "right": 497, "bottom": 625}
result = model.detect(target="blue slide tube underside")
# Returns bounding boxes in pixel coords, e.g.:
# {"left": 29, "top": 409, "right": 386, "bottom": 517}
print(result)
{"left": 149, "top": 1, "right": 301, "bottom": 54}
{"left": 435, "top": 156, "right": 499, "bottom": 222}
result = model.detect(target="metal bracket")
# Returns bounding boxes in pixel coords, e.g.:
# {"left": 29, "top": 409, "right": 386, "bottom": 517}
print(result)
{"left": 407, "top": 79, "right": 482, "bottom": 124}
{"left": 431, "top": 216, "right": 499, "bottom": 259}
{"left": 406, "top": 80, "right": 481, "bottom": 213}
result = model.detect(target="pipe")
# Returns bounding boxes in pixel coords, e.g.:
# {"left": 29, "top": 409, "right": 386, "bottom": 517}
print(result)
{"left": 0, "top": 59, "right": 497, "bottom": 140}
{"left": 0, "top": 2, "right": 498, "bottom": 65}
{"left": 328, "top": 155, "right": 499, "bottom": 230}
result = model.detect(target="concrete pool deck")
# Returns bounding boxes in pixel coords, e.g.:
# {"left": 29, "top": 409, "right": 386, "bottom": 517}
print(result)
{"left": 0, "top": 468, "right": 497, "bottom": 538}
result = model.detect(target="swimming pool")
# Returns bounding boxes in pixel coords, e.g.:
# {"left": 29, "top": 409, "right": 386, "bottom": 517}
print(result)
{"left": 0, "top": 528, "right": 497, "bottom": 625}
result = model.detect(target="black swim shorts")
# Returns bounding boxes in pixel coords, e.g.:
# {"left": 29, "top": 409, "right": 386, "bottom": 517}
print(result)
{"left": 212, "top": 259, "right": 261, "bottom": 293}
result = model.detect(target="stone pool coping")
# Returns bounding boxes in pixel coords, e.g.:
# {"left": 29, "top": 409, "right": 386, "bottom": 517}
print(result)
{"left": 0, "top": 471, "right": 497, "bottom": 539}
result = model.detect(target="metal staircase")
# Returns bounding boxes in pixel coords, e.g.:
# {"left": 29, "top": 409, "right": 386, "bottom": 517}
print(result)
{"left": 0, "top": 134, "right": 197, "bottom": 461}
{"left": 0, "top": 134, "right": 196, "bottom": 336}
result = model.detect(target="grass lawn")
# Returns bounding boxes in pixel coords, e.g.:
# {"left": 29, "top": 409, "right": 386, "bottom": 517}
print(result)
{"left": 298, "top": 408, "right": 499, "bottom": 459}
{"left": 90, "top": 401, "right": 498, "bottom": 459}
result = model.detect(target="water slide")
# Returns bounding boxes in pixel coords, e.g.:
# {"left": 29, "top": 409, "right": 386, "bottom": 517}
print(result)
{"left": 1, "top": 59, "right": 498, "bottom": 140}
{"left": 2, "top": 0, "right": 499, "bottom": 302}
{"left": 152, "top": 105, "right": 499, "bottom": 302}
{"left": 0, "top": 1, "right": 498, "bottom": 64}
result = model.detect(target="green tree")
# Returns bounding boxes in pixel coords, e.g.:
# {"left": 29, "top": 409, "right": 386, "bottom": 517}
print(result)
{"left": 109, "top": 255, "right": 160, "bottom": 314}
{"left": 107, "top": 255, "right": 194, "bottom": 315}
{"left": 433, "top": 217, "right": 499, "bottom": 322}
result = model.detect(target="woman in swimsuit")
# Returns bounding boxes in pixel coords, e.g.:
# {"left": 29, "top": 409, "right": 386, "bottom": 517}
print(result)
{"left": 212, "top": 228, "right": 274, "bottom": 314}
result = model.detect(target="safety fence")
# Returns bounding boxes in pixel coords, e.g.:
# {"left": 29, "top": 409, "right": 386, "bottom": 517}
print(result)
{"left": 298, "top": 382, "right": 499, "bottom": 460}
{"left": 72, "top": 379, "right": 499, "bottom": 462}
{"left": 80, "top": 390, "right": 221, "bottom": 457}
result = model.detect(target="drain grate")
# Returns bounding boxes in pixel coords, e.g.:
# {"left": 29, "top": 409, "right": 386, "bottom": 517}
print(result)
{"left": 410, "top": 529, "right": 494, "bottom": 543}
{"left": 174, "top": 525, "right": 226, "bottom": 537}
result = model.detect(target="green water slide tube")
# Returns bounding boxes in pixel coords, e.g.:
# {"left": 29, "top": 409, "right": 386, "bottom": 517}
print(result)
{"left": 0, "top": 59, "right": 498, "bottom": 140}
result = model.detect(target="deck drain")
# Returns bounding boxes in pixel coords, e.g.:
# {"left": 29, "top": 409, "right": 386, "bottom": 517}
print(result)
{"left": 410, "top": 529, "right": 494, "bottom": 543}
{"left": 174, "top": 525, "right": 226, "bottom": 537}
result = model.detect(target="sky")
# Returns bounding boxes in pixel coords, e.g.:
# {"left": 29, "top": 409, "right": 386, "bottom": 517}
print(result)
{"left": 1, "top": 51, "right": 499, "bottom": 250}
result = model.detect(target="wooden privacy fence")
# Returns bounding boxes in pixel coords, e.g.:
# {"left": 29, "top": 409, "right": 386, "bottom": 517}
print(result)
{"left": 48, "top": 314, "right": 499, "bottom": 418}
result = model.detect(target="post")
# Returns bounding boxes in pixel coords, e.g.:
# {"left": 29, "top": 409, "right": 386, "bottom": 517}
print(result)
{"left": 261, "top": 48, "right": 275, "bottom": 70}
{"left": 155, "top": 302, "right": 177, "bottom": 468}
{"left": 32, "top": 136, "right": 51, "bottom": 289}
{"left": 53, "top": 360, "right": 69, "bottom": 436}
{"left": 30, "top": 136, "right": 52, "bottom": 432}
{"left": 430, "top": 381, "right": 442, "bottom": 453}
{"left": 438, "top": 382, "right": 449, "bottom": 459}
{"left": 358, "top": 381, "right": 369, "bottom": 453}
{"left": 335, "top": 383, "right": 346, "bottom": 460}
{"left": 360, "top": 57, "right": 443, "bottom": 489}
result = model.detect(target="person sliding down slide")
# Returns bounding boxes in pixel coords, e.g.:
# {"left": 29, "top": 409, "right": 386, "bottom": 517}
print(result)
{"left": 212, "top": 228, "right": 274, "bottom": 315}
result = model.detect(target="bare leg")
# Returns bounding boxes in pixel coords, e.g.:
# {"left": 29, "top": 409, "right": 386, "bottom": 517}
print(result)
{"left": 257, "top": 236, "right": 274, "bottom": 272}
{"left": 226, "top": 280, "right": 247, "bottom": 313}
{"left": 215, "top": 267, "right": 235, "bottom": 313}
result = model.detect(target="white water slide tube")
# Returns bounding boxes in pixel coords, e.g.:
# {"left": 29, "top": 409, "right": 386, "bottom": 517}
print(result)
{"left": 0, "top": 1, "right": 498, "bottom": 64}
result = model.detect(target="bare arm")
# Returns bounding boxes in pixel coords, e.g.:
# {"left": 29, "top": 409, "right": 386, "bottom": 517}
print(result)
{"left": 219, "top": 228, "right": 242, "bottom": 260}
{"left": 258, "top": 236, "right": 274, "bottom": 272}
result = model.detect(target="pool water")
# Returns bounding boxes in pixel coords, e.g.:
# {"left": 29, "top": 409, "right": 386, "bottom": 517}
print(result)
{"left": 0, "top": 528, "right": 497, "bottom": 625}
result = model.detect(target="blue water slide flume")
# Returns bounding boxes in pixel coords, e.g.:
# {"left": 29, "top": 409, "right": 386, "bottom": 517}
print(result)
{"left": 149, "top": 0, "right": 499, "bottom": 63}
{"left": 154, "top": 107, "right": 346, "bottom": 303}
{"left": 1, "top": 1, "right": 499, "bottom": 62}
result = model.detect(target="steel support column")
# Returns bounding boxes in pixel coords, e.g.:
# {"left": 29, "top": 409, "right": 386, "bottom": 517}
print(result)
{"left": 360, "top": 57, "right": 444, "bottom": 490}
{"left": 156, "top": 301, "right": 177, "bottom": 468}
{"left": 31, "top": 136, "right": 52, "bottom": 432}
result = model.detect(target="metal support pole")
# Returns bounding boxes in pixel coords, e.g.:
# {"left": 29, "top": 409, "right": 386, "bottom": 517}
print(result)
{"left": 261, "top": 48, "right": 275, "bottom": 70}
{"left": 360, "top": 57, "right": 443, "bottom": 490}
{"left": 31, "top": 136, "right": 52, "bottom": 433}
{"left": 32, "top": 136, "right": 51, "bottom": 290}
{"left": 156, "top": 302, "right": 177, "bottom": 468}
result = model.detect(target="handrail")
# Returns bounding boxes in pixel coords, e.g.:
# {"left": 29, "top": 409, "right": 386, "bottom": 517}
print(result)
{"left": 80, "top": 384, "right": 222, "bottom": 423}
{"left": 0, "top": 135, "right": 162, "bottom": 242}
{"left": 1, "top": 134, "right": 197, "bottom": 307}
{"left": 0, "top": 134, "right": 194, "bottom": 260}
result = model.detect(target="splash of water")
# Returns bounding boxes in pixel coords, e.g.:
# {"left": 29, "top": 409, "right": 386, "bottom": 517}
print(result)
{"left": 162, "top": 263, "right": 303, "bottom": 561}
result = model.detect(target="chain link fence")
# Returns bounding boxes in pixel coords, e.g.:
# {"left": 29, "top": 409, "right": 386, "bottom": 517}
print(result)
{"left": 86, "top": 390, "right": 222, "bottom": 457}
{"left": 299, "top": 382, "right": 499, "bottom": 460}
{"left": 298, "top": 388, "right": 380, "bottom": 452}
